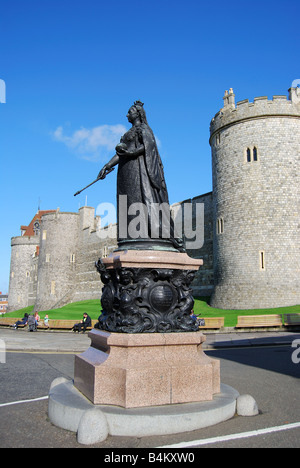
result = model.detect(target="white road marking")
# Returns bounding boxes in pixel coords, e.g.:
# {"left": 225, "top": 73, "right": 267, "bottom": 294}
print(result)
{"left": 1, "top": 396, "right": 299, "bottom": 448}
{"left": 0, "top": 396, "right": 48, "bottom": 408}
{"left": 157, "top": 422, "right": 300, "bottom": 448}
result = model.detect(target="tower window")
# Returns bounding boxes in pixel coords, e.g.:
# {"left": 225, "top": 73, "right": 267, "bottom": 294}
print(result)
{"left": 247, "top": 148, "right": 251, "bottom": 163}
{"left": 33, "top": 221, "right": 40, "bottom": 236}
{"left": 253, "top": 147, "right": 258, "bottom": 161}
{"left": 245, "top": 146, "right": 259, "bottom": 163}
{"left": 217, "top": 218, "right": 224, "bottom": 235}
{"left": 260, "top": 251, "right": 265, "bottom": 270}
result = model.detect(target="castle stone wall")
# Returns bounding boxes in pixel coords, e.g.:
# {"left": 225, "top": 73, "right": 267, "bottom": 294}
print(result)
{"left": 172, "top": 193, "right": 214, "bottom": 297}
{"left": 34, "top": 211, "right": 79, "bottom": 312}
{"left": 70, "top": 207, "right": 117, "bottom": 305}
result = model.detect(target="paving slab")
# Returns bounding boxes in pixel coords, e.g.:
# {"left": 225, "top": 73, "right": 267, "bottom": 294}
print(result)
{"left": 0, "top": 328, "right": 299, "bottom": 353}
{"left": 0, "top": 328, "right": 91, "bottom": 353}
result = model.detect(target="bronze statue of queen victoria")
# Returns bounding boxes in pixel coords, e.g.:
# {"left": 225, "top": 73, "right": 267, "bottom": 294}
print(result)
{"left": 98, "top": 101, "right": 183, "bottom": 251}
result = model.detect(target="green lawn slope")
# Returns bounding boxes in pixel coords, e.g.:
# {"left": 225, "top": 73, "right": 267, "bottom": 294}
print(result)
{"left": 3, "top": 300, "right": 101, "bottom": 321}
{"left": 3, "top": 297, "right": 300, "bottom": 328}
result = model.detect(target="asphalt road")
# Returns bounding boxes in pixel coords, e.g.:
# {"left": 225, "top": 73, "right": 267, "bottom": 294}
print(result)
{"left": 0, "top": 343, "right": 299, "bottom": 449}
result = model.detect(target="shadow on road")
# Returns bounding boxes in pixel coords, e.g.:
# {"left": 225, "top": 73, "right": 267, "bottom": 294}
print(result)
{"left": 207, "top": 343, "right": 300, "bottom": 379}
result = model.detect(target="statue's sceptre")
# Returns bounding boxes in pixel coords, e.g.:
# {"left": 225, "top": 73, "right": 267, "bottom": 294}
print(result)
{"left": 73, "top": 167, "right": 115, "bottom": 197}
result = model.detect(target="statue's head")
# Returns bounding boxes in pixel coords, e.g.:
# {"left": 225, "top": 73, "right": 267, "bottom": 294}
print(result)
{"left": 127, "top": 100, "right": 148, "bottom": 125}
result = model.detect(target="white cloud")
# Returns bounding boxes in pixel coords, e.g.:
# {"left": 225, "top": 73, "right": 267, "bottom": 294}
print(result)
{"left": 155, "top": 135, "right": 162, "bottom": 148}
{"left": 53, "top": 124, "right": 127, "bottom": 161}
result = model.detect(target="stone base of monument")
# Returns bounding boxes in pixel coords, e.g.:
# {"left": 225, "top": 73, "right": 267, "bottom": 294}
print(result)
{"left": 74, "top": 330, "right": 220, "bottom": 407}
{"left": 48, "top": 250, "right": 243, "bottom": 445}
{"left": 48, "top": 378, "right": 239, "bottom": 445}
{"left": 48, "top": 329, "right": 240, "bottom": 445}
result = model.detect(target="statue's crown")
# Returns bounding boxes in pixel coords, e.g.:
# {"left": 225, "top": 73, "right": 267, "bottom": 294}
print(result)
{"left": 134, "top": 100, "right": 144, "bottom": 108}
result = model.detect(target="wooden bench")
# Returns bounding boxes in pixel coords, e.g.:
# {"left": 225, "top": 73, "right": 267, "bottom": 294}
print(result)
{"left": 198, "top": 317, "right": 225, "bottom": 329}
{"left": 0, "top": 317, "right": 98, "bottom": 331}
{"left": 0, "top": 317, "right": 15, "bottom": 326}
{"left": 283, "top": 313, "right": 300, "bottom": 327}
{"left": 37, "top": 319, "right": 98, "bottom": 330}
{"left": 47, "top": 319, "right": 78, "bottom": 329}
{"left": 236, "top": 314, "right": 283, "bottom": 328}
{"left": 0, "top": 317, "right": 27, "bottom": 328}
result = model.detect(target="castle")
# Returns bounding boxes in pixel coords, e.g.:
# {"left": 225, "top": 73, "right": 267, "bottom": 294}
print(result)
{"left": 7, "top": 86, "right": 300, "bottom": 312}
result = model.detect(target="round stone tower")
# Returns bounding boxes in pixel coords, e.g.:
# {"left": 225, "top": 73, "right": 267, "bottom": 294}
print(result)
{"left": 34, "top": 210, "right": 79, "bottom": 312}
{"left": 7, "top": 236, "right": 39, "bottom": 312}
{"left": 209, "top": 86, "right": 300, "bottom": 309}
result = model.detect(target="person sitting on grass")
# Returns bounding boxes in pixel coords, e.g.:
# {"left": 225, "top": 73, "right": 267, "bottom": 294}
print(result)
{"left": 73, "top": 313, "right": 92, "bottom": 333}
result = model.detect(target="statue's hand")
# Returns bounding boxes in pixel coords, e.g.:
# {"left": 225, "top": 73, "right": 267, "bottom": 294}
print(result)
{"left": 98, "top": 165, "right": 109, "bottom": 180}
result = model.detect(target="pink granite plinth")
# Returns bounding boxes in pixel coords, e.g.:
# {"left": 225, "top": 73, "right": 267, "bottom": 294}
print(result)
{"left": 102, "top": 249, "right": 203, "bottom": 270}
{"left": 74, "top": 330, "right": 220, "bottom": 409}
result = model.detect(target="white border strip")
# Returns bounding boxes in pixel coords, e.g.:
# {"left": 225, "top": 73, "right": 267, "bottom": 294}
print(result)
{"left": 157, "top": 422, "right": 300, "bottom": 448}
{"left": 0, "top": 396, "right": 48, "bottom": 408}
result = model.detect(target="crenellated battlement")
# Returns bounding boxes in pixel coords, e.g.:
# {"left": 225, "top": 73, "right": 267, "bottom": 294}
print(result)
{"left": 11, "top": 235, "right": 40, "bottom": 247}
{"left": 210, "top": 87, "right": 300, "bottom": 138}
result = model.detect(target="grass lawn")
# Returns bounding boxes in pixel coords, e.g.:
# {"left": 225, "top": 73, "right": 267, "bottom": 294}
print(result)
{"left": 2, "top": 297, "right": 300, "bottom": 328}
{"left": 2, "top": 300, "right": 102, "bottom": 322}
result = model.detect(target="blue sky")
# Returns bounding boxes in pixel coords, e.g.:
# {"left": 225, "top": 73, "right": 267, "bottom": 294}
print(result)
{"left": 0, "top": 0, "right": 299, "bottom": 293}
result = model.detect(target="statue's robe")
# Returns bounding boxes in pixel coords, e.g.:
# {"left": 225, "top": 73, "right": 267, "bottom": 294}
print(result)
{"left": 117, "top": 123, "right": 171, "bottom": 243}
